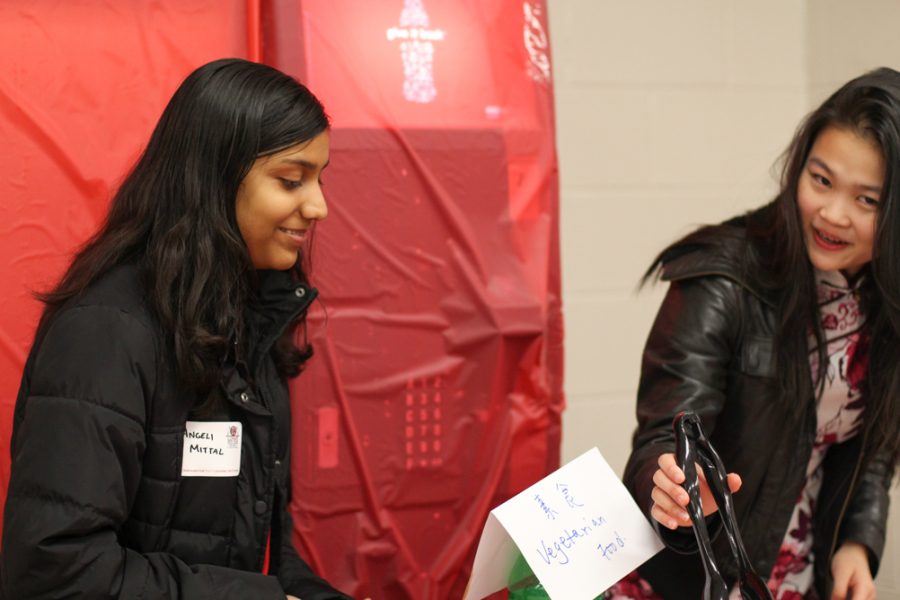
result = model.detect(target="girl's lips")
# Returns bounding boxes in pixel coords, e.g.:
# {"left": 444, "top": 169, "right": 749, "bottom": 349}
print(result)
{"left": 812, "top": 227, "right": 849, "bottom": 251}
{"left": 279, "top": 227, "right": 307, "bottom": 245}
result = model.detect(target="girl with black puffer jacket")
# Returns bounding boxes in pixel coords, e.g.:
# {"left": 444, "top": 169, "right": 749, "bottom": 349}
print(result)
{"left": 1, "top": 58, "right": 352, "bottom": 600}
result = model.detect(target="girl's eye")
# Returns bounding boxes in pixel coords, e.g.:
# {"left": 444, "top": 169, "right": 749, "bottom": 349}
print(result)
{"left": 811, "top": 173, "right": 831, "bottom": 187}
{"left": 859, "top": 195, "right": 879, "bottom": 208}
{"left": 280, "top": 178, "right": 301, "bottom": 190}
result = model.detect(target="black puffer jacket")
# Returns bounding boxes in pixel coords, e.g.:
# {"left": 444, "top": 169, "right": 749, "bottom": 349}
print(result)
{"left": 1, "top": 264, "right": 352, "bottom": 600}
{"left": 623, "top": 223, "right": 892, "bottom": 599}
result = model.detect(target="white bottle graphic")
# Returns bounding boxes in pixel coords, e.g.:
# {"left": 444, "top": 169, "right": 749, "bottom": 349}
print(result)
{"left": 399, "top": 0, "right": 437, "bottom": 103}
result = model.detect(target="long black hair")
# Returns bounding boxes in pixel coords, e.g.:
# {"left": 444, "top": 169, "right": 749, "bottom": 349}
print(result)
{"left": 763, "top": 68, "right": 900, "bottom": 469}
{"left": 648, "top": 67, "right": 900, "bottom": 469}
{"left": 38, "top": 58, "right": 330, "bottom": 406}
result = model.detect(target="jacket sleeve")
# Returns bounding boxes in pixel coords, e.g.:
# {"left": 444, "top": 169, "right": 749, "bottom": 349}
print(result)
{"left": 622, "top": 276, "right": 742, "bottom": 552}
{"left": 838, "top": 448, "right": 892, "bottom": 576}
{"left": 277, "top": 498, "right": 353, "bottom": 600}
{"left": 1, "top": 305, "right": 286, "bottom": 600}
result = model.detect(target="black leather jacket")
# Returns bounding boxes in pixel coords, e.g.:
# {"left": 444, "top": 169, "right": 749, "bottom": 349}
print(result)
{"left": 622, "top": 226, "right": 891, "bottom": 599}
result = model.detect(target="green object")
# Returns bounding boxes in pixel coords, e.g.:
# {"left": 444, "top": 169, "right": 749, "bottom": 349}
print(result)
{"left": 507, "top": 583, "right": 550, "bottom": 599}
{"left": 506, "top": 552, "right": 607, "bottom": 599}
{"left": 508, "top": 582, "right": 608, "bottom": 600}
{"left": 508, "top": 584, "right": 608, "bottom": 600}
{"left": 506, "top": 552, "right": 543, "bottom": 598}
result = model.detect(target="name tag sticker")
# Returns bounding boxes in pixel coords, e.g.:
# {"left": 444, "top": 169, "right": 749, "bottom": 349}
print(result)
{"left": 181, "top": 421, "right": 242, "bottom": 477}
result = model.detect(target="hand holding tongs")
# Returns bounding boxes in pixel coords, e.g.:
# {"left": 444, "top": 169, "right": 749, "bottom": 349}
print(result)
{"left": 673, "top": 412, "right": 773, "bottom": 600}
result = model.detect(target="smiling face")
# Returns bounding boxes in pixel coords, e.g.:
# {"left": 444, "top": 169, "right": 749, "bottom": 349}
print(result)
{"left": 797, "top": 125, "right": 884, "bottom": 278}
{"left": 235, "top": 130, "right": 330, "bottom": 270}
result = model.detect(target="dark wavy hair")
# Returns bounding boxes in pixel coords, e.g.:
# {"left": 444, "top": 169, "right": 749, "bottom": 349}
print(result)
{"left": 766, "top": 67, "right": 900, "bottom": 469}
{"left": 37, "top": 58, "right": 330, "bottom": 408}
{"left": 647, "top": 67, "right": 900, "bottom": 469}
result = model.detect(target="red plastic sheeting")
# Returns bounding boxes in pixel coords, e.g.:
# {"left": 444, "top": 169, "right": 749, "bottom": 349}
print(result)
{"left": 280, "top": 2, "right": 563, "bottom": 598}
{"left": 0, "top": 1, "right": 563, "bottom": 598}
{"left": 0, "top": 0, "right": 251, "bottom": 535}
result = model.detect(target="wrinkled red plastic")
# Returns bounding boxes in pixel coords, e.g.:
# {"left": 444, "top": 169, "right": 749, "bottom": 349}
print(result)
{"left": 0, "top": 0, "right": 250, "bottom": 537}
{"left": 0, "top": 1, "right": 562, "bottom": 598}
{"left": 283, "top": 2, "right": 563, "bottom": 598}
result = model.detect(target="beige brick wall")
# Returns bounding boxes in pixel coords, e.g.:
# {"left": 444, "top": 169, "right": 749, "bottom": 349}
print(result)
{"left": 549, "top": 1, "right": 899, "bottom": 596}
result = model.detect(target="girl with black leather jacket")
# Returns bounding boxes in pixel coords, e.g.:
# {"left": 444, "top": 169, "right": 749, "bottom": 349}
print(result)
{"left": 610, "top": 68, "right": 900, "bottom": 600}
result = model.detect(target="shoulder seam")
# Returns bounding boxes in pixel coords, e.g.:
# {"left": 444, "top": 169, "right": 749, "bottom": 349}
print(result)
{"left": 664, "top": 269, "right": 774, "bottom": 308}
{"left": 27, "top": 394, "right": 144, "bottom": 427}
{"left": 64, "top": 303, "right": 156, "bottom": 338}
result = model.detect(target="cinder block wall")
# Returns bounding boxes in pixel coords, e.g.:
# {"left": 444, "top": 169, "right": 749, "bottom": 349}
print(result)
{"left": 548, "top": 1, "right": 898, "bottom": 596}
{"left": 804, "top": 3, "right": 900, "bottom": 596}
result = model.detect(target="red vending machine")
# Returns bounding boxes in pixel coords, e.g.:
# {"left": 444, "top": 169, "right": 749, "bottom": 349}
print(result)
{"left": 268, "top": 1, "right": 564, "bottom": 598}
{"left": 0, "top": 2, "right": 562, "bottom": 596}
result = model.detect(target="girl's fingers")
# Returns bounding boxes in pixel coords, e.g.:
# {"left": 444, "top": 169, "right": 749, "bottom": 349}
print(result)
{"left": 651, "top": 487, "right": 691, "bottom": 526}
{"left": 657, "top": 453, "right": 685, "bottom": 484}
{"left": 650, "top": 503, "right": 681, "bottom": 530}
{"left": 651, "top": 454, "right": 743, "bottom": 526}
{"left": 653, "top": 462, "right": 689, "bottom": 506}
{"left": 653, "top": 468, "right": 689, "bottom": 507}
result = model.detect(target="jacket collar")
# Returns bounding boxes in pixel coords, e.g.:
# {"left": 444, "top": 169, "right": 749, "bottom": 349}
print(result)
{"left": 245, "top": 270, "right": 318, "bottom": 374}
{"left": 659, "top": 230, "right": 777, "bottom": 308}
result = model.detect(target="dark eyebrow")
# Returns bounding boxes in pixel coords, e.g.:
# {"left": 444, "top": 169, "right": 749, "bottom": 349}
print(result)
{"left": 277, "top": 158, "right": 330, "bottom": 170}
{"left": 808, "top": 157, "right": 881, "bottom": 193}
{"left": 808, "top": 157, "right": 833, "bottom": 175}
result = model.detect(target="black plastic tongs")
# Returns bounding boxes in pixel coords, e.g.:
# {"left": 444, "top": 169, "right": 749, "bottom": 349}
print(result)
{"left": 673, "top": 412, "right": 773, "bottom": 600}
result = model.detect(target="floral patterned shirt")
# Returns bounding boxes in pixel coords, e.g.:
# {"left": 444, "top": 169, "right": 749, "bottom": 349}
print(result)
{"left": 605, "top": 270, "right": 867, "bottom": 600}
{"left": 759, "top": 269, "right": 867, "bottom": 600}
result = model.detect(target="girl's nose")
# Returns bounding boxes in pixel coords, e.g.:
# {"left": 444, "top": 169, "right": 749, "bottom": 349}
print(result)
{"left": 819, "top": 197, "right": 851, "bottom": 227}
{"left": 302, "top": 184, "right": 328, "bottom": 221}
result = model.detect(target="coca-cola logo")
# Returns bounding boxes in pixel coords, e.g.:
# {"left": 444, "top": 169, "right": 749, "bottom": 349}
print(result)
{"left": 523, "top": 2, "right": 551, "bottom": 84}
{"left": 386, "top": 0, "right": 446, "bottom": 104}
